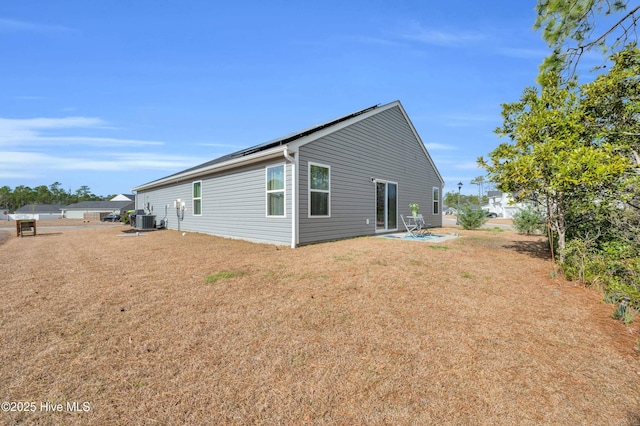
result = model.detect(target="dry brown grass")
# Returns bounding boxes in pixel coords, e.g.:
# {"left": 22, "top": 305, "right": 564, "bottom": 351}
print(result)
{"left": 1, "top": 222, "right": 640, "bottom": 425}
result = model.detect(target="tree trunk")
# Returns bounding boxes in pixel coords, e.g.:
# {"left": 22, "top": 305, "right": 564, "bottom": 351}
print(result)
{"left": 556, "top": 227, "right": 566, "bottom": 264}
{"left": 555, "top": 197, "right": 567, "bottom": 264}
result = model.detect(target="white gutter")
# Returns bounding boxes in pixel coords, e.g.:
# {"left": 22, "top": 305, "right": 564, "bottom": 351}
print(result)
{"left": 283, "top": 146, "right": 296, "bottom": 248}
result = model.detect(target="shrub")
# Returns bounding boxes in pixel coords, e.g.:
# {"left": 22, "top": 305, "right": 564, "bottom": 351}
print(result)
{"left": 457, "top": 205, "right": 488, "bottom": 230}
{"left": 563, "top": 238, "right": 640, "bottom": 310}
{"left": 512, "top": 206, "right": 545, "bottom": 235}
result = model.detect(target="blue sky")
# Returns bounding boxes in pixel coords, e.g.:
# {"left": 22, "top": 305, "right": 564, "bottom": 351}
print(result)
{"left": 1, "top": 1, "right": 555, "bottom": 197}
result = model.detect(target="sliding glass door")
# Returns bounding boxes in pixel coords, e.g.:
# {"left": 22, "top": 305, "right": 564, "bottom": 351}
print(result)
{"left": 376, "top": 181, "right": 397, "bottom": 231}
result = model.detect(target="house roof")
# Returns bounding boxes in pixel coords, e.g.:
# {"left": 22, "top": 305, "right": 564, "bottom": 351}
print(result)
{"left": 132, "top": 100, "right": 444, "bottom": 192}
{"left": 64, "top": 200, "right": 134, "bottom": 210}
{"left": 110, "top": 194, "right": 135, "bottom": 201}
{"left": 15, "top": 204, "right": 66, "bottom": 213}
{"left": 182, "top": 104, "right": 379, "bottom": 175}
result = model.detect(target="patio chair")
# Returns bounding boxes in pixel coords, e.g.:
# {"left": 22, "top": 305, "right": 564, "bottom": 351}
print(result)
{"left": 401, "top": 214, "right": 420, "bottom": 238}
{"left": 415, "top": 214, "right": 432, "bottom": 236}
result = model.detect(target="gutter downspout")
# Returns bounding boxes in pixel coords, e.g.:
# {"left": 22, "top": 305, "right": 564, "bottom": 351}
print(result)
{"left": 284, "top": 146, "right": 296, "bottom": 248}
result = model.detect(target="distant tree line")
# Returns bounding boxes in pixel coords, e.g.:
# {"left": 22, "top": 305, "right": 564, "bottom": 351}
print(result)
{"left": 0, "top": 182, "right": 113, "bottom": 212}
{"left": 443, "top": 192, "right": 488, "bottom": 210}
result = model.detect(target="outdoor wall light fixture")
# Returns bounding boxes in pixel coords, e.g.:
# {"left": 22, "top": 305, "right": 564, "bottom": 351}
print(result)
{"left": 370, "top": 177, "right": 375, "bottom": 182}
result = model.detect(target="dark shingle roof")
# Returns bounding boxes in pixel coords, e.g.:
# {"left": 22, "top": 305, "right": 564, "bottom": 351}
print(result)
{"left": 15, "top": 204, "right": 66, "bottom": 213}
{"left": 144, "top": 104, "right": 379, "bottom": 184}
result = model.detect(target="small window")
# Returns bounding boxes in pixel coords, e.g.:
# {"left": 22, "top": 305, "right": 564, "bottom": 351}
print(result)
{"left": 309, "top": 163, "right": 330, "bottom": 217}
{"left": 266, "top": 165, "right": 285, "bottom": 217}
{"left": 433, "top": 187, "right": 440, "bottom": 215}
{"left": 193, "top": 181, "right": 202, "bottom": 216}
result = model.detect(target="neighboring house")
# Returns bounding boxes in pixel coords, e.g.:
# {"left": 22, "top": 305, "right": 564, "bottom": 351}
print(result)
{"left": 63, "top": 200, "right": 134, "bottom": 220}
{"left": 110, "top": 194, "right": 135, "bottom": 202}
{"left": 14, "top": 204, "right": 66, "bottom": 220}
{"left": 132, "top": 100, "right": 444, "bottom": 247}
{"left": 485, "top": 191, "right": 533, "bottom": 219}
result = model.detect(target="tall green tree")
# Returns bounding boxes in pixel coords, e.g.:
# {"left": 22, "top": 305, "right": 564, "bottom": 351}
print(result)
{"left": 479, "top": 72, "right": 631, "bottom": 261}
{"left": 443, "top": 191, "right": 487, "bottom": 210}
{"left": 0, "top": 183, "right": 111, "bottom": 210}
{"left": 33, "top": 185, "right": 52, "bottom": 205}
{"left": 74, "top": 185, "right": 96, "bottom": 202}
{"left": 578, "top": 45, "right": 640, "bottom": 243}
{"left": 12, "top": 186, "right": 35, "bottom": 209}
{"left": 581, "top": 46, "right": 640, "bottom": 169}
{"left": 535, "top": 0, "right": 640, "bottom": 75}
{"left": 470, "top": 176, "right": 486, "bottom": 208}
{"left": 49, "top": 182, "right": 69, "bottom": 204}
{"left": 0, "top": 186, "right": 11, "bottom": 212}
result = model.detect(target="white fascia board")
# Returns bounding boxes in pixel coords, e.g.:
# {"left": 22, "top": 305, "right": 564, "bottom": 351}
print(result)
{"left": 394, "top": 102, "right": 446, "bottom": 186}
{"left": 286, "top": 100, "right": 445, "bottom": 186}
{"left": 132, "top": 146, "right": 287, "bottom": 192}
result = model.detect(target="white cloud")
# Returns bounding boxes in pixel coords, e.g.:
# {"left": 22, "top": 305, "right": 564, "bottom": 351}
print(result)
{"left": 424, "top": 142, "right": 457, "bottom": 151}
{"left": 1, "top": 116, "right": 104, "bottom": 129}
{"left": 0, "top": 116, "right": 163, "bottom": 147}
{"left": 353, "top": 35, "right": 403, "bottom": 47}
{"left": 0, "top": 152, "right": 51, "bottom": 179}
{"left": 401, "top": 21, "right": 485, "bottom": 46}
{"left": 434, "top": 156, "right": 484, "bottom": 171}
{"left": 198, "top": 142, "right": 243, "bottom": 149}
{"left": 0, "top": 18, "right": 74, "bottom": 33}
{"left": 437, "top": 112, "right": 500, "bottom": 128}
{"left": 0, "top": 150, "right": 201, "bottom": 177}
{"left": 453, "top": 160, "right": 484, "bottom": 170}
{"left": 110, "top": 153, "right": 202, "bottom": 170}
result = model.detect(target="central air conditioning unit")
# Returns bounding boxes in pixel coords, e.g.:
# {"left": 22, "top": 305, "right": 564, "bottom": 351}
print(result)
{"left": 136, "top": 215, "right": 156, "bottom": 230}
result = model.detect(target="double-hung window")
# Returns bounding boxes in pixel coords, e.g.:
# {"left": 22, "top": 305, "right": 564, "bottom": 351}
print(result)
{"left": 432, "top": 187, "right": 440, "bottom": 215}
{"left": 309, "top": 163, "right": 330, "bottom": 217}
{"left": 193, "top": 181, "right": 202, "bottom": 216}
{"left": 266, "top": 165, "right": 285, "bottom": 217}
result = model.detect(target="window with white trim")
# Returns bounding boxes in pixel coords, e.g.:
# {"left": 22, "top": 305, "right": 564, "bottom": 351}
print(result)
{"left": 193, "top": 181, "right": 202, "bottom": 216}
{"left": 266, "top": 164, "right": 285, "bottom": 217}
{"left": 432, "top": 187, "right": 440, "bottom": 215}
{"left": 309, "top": 163, "right": 330, "bottom": 217}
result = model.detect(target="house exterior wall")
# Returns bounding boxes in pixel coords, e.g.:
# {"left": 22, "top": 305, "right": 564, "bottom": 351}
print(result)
{"left": 297, "top": 105, "right": 442, "bottom": 245}
{"left": 12, "top": 213, "right": 63, "bottom": 221}
{"left": 65, "top": 210, "right": 84, "bottom": 219}
{"left": 65, "top": 209, "right": 119, "bottom": 219}
{"left": 136, "top": 158, "right": 292, "bottom": 244}
{"left": 486, "top": 192, "right": 530, "bottom": 219}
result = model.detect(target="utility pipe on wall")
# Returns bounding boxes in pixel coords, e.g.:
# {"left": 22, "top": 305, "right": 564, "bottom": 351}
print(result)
{"left": 283, "top": 146, "right": 296, "bottom": 249}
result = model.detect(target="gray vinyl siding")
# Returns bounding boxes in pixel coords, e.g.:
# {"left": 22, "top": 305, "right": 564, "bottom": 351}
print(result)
{"left": 136, "top": 159, "right": 292, "bottom": 245}
{"left": 298, "top": 105, "right": 442, "bottom": 245}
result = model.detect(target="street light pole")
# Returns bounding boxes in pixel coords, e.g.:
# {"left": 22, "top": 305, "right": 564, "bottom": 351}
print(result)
{"left": 456, "top": 181, "right": 463, "bottom": 225}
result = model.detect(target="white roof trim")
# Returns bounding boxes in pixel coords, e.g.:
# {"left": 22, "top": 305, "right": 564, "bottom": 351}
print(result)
{"left": 394, "top": 102, "right": 445, "bottom": 185}
{"left": 287, "top": 100, "right": 444, "bottom": 185}
{"left": 132, "top": 146, "right": 287, "bottom": 192}
{"left": 133, "top": 100, "right": 445, "bottom": 191}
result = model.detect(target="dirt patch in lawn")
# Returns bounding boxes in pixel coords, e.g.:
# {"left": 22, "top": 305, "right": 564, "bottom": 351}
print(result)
{"left": 1, "top": 225, "right": 639, "bottom": 425}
